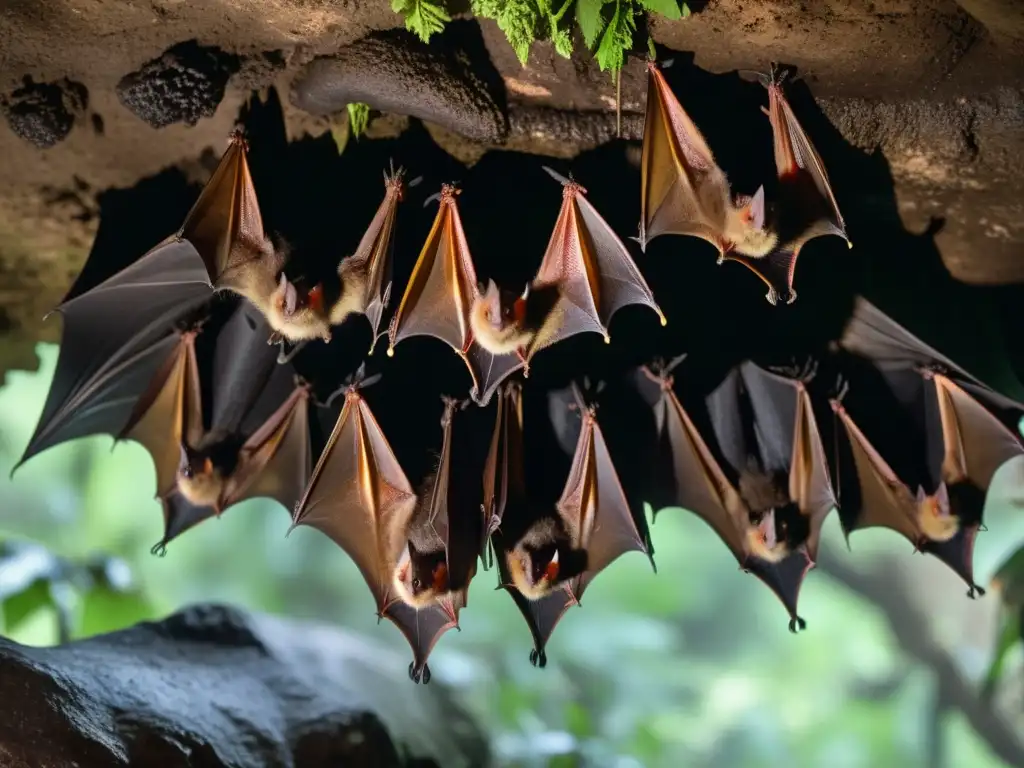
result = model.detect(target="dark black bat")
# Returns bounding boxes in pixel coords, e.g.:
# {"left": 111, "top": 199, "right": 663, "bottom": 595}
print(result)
{"left": 825, "top": 297, "right": 1024, "bottom": 595}
{"left": 632, "top": 356, "right": 835, "bottom": 631}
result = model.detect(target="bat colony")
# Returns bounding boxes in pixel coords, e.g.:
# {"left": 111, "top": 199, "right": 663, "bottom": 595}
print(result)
{"left": 14, "top": 62, "right": 1024, "bottom": 684}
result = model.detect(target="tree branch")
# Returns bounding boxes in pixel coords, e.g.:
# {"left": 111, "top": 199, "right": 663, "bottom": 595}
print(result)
{"left": 818, "top": 550, "right": 1024, "bottom": 767}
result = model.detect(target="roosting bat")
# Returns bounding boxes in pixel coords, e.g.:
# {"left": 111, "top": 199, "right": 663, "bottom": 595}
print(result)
{"left": 481, "top": 383, "right": 525, "bottom": 568}
{"left": 637, "top": 60, "right": 774, "bottom": 260}
{"left": 118, "top": 302, "right": 314, "bottom": 553}
{"left": 494, "top": 382, "right": 654, "bottom": 665}
{"left": 468, "top": 168, "right": 666, "bottom": 402}
{"left": 291, "top": 385, "right": 475, "bottom": 683}
{"left": 826, "top": 297, "right": 1024, "bottom": 595}
{"left": 718, "top": 64, "right": 851, "bottom": 305}
{"left": 15, "top": 133, "right": 266, "bottom": 469}
{"left": 633, "top": 356, "right": 835, "bottom": 631}
{"left": 219, "top": 162, "right": 412, "bottom": 355}
{"left": 385, "top": 183, "right": 522, "bottom": 407}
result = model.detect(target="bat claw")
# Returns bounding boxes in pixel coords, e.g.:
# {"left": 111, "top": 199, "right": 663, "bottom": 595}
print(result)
{"left": 967, "top": 585, "right": 986, "bottom": 599}
{"left": 765, "top": 288, "right": 779, "bottom": 306}
{"left": 785, "top": 289, "right": 797, "bottom": 305}
{"left": 150, "top": 542, "right": 168, "bottom": 558}
{"left": 788, "top": 616, "right": 807, "bottom": 633}
{"left": 529, "top": 649, "right": 548, "bottom": 668}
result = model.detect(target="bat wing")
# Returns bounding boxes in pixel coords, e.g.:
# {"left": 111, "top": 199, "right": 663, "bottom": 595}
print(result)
{"left": 492, "top": 528, "right": 577, "bottom": 668}
{"left": 481, "top": 384, "right": 525, "bottom": 561}
{"left": 639, "top": 62, "right": 730, "bottom": 252}
{"left": 933, "top": 373, "right": 1024, "bottom": 491}
{"left": 183, "top": 132, "right": 271, "bottom": 281}
{"left": 764, "top": 74, "right": 848, "bottom": 244}
{"left": 738, "top": 361, "right": 835, "bottom": 561}
{"left": 382, "top": 593, "right": 461, "bottom": 684}
{"left": 557, "top": 411, "right": 653, "bottom": 603}
{"left": 17, "top": 240, "right": 212, "bottom": 468}
{"left": 346, "top": 168, "right": 405, "bottom": 351}
{"left": 120, "top": 331, "right": 204, "bottom": 502}
{"left": 829, "top": 399, "right": 921, "bottom": 543}
{"left": 151, "top": 494, "right": 217, "bottom": 556}
{"left": 528, "top": 172, "right": 665, "bottom": 361}
{"left": 466, "top": 343, "right": 524, "bottom": 408}
{"left": 291, "top": 390, "right": 418, "bottom": 612}
{"left": 720, "top": 243, "right": 803, "bottom": 306}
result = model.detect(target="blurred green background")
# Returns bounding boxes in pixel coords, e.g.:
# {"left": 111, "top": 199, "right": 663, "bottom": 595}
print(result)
{"left": 2, "top": 343, "right": 1023, "bottom": 768}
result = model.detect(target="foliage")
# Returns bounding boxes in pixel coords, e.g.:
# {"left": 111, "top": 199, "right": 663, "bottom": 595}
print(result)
{"left": 391, "top": 0, "right": 450, "bottom": 44}
{"left": 393, "top": 0, "right": 691, "bottom": 73}
{"left": 347, "top": 102, "right": 371, "bottom": 140}
{"left": 2, "top": 344, "right": 1024, "bottom": 766}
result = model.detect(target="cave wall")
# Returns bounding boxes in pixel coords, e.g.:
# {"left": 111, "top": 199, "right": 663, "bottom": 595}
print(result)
{"left": 0, "top": 0, "right": 1022, "bottom": 380}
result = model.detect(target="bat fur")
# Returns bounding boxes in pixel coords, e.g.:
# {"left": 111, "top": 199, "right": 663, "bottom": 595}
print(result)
{"left": 915, "top": 483, "right": 959, "bottom": 543}
{"left": 738, "top": 467, "right": 793, "bottom": 563}
{"left": 392, "top": 469, "right": 452, "bottom": 609}
{"left": 469, "top": 280, "right": 564, "bottom": 357}
{"left": 507, "top": 516, "right": 582, "bottom": 600}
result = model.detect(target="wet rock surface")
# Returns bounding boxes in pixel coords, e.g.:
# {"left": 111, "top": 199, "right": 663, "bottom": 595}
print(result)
{"left": 0, "top": 603, "right": 488, "bottom": 768}
{"left": 0, "top": 76, "right": 87, "bottom": 149}
{"left": 291, "top": 22, "right": 508, "bottom": 144}
{"left": 116, "top": 41, "right": 242, "bottom": 129}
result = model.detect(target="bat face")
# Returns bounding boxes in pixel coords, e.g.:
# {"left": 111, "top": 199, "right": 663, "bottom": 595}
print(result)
{"left": 915, "top": 483, "right": 958, "bottom": 543}
{"left": 469, "top": 279, "right": 533, "bottom": 355}
{"left": 175, "top": 445, "right": 225, "bottom": 511}
{"left": 506, "top": 519, "right": 589, "bottom": 601}
{"left": 392, "top": 543, "right": 451, "bottom": 609}
{"left": 267, "top": 275, "right": 332, "bottom": 343}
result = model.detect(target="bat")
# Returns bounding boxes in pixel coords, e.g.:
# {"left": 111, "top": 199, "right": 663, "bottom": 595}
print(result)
{"left": 15, "top": 132, "right": 265, "bottom": 470}
{"left": 118, "top": 302, "right": 314, "bottom": 554}
{"left": 637, "top": 60, "right": 774, "bottom": 260}
{"left": 468, "top": 168, "right": 666, "bottom": 398}
{"left": 385, "top": 183, "right": 522, "bottom": 408}
{"left": 494, "top": 381, "right": 654, "bottom": 665}
{"left": 719, "top": 64, "right": 851, "bottom": 305}
{"left": 291, "top": 383, "right": 474, "bottom": 683}
{"left": 481, "top": 382, "right": 525, "bottom": 568}
{"left": 633, "top": 356, "right": 835, "bottom": 631}
{"left": 826, "top": 297, "right": 1024, "bottom": 595}
{"left": 220, "top": 162, "right": 414, "bottom": 357}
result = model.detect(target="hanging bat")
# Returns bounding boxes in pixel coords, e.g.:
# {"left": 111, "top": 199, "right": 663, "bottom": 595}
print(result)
{"left": 633, "top": 356, "right": 835, "bottom": 631}
{"left": 468, "top": 168, "right": 666, "bottom": 402}
{"left": 481, "top": 382, "right": 525, "bottom": 568}
{"left": 494, "top": 381, "right": 654, "bottom": 664}
{"left": 291, "top": 383, "right": 474, "bottom": 683}
{"left": 826, "top": 297, "right": 1024, "bottom": 595}
{"left": 719, "top": 64, "right": 852, "bottom": 305}
{"left": 219, "top": 162, "right": 414, "bottom": 356}
{"left": 117, "top": 302, "right": 314, "bottom": 553}
{"left": 385, "top": 183, "right": 522, "bottom": 408}
{"left": 15, "top": 131, "right": 266, "bottom": 470}
{"left": 636, "top": 60, "right": 774, "bottom": 260}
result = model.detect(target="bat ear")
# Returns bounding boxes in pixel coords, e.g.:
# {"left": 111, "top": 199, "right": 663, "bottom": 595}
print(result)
{"left": 915, "top": 485, "right": 927, "bottom": 506}
{"left": 178, "top": 444, "right": 190, "bottom": 469}
{"left": 520, "top": 283, "right": 530, "bottom": 301}
{"left": 936, "top": 483, "right": 950, "bottom": 510}
{"left": 749, "top": 186, "right": 767, "bottom": 230}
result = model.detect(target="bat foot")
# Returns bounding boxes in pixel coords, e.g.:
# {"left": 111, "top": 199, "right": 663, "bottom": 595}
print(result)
{"left": 785, "top": 289, "right": 797, "bottom": 305}
{"left": 529, "top": 649, "right": 548, "bottom": 669}
{"left": 150, "top": 542, "right": 168, "bottom": 558}
{"left": 967, "top": 585, "right": 986, "bottom": 599}
{"left": 788, "top": 617, "right": 807, "bottom": 633}
{"left": 715, "top": 253, "right": 726, "bottom": 266}
{"left": 765, "top": 288, "right": 778, "bottom": 306}
{"left": 386, "top": 346, "right": 395, "bottom": 358}
{"left": 408, "top": 662, "right": 432, "bottom": 684}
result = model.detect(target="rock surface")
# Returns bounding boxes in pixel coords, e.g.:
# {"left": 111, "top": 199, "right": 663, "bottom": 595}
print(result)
{"left": 0, "top": 0, "right": 1022, "bottom": 380}
{"left": 1, "top": 76, "right": 87, "bottom": 149}
{"left": 0, "top": 603, "right": 489, "bottom": 768}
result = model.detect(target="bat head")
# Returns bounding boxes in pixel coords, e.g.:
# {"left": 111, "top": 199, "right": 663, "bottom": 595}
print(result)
{"left": 916, "top": 484, "right": 959, "bottom": 542}
{"left": 469, "top": 280, "right": 536, "bottom": 355}
{"left": 268, "top": 274, "right": 332, "bottom": 342}
{"left": 508, "top": 543, "right": 563, "bottom": 601}
{"left": 393, "top": 544, "right": 451, "bottom": 609}
{"left": 745, "top": 509, "right": 791, "bottom": 564}
{"left": 727, "top": 186, "right": 780, "bottom": 259}
{"left": 176, "top": 445, "right": 225, "bottom": 509}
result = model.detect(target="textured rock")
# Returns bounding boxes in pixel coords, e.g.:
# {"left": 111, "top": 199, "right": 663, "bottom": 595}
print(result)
{"left": 117, "top": 41, "right": 241, "bottom": 129}
{"left": 0, "top": 603, "right": 489, "bottom": 768}
{"left": 291, "top": 22, "right": 508, "bottom": 144}
{"left": 0, "top": 76, "right": 87, "bottom": 148}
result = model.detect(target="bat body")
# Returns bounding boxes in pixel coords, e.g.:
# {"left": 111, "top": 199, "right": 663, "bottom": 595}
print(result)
{"left": 720, "top": 65, "right": 851, "bottom": 305}
{"left": 292, "top": 386, "right": 475, "bottom": 683}
{"left": 385, "top": 184, "right": 522, "bottom": 408}
{"left": 633, "top": 357, "right": 835, "bottom": 631}
{"left": 221, "top": 164, "right": 409, "bottom": 350}
{"left": 826, "top": 298, "right": 1024, "bottom": 594}
{"left": 120, "top": 303, "right": 314, "bottom": 553}
{"left": 638, "top": 61, "right": 773, "bottom": 258}
{"left": 494, "top": 382, "right": 654, "bottom": 664}
{"left": 469, "top": 169, "right": 666, "bottom": 401}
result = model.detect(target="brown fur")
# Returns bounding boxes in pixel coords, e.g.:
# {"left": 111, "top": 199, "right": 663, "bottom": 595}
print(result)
{"left": 329, "top": 257, "right": 370, "bottom": 326}
{"left": 469, "top": 293, "right": 537, "bottom": 355}
{"left": 507, "top": 518, "right": 566, "bottom": 601}
{"left": 176, "top": 469, "right": 225, "bottom": 510}
{"left": 391, "top": 470, "right": 450, "bottom": 609}
{"left": 738, "top": 468, "right": 791, "bottom": 513}
{"left": 916, "top": 485, "right": 959, "bottom": 542}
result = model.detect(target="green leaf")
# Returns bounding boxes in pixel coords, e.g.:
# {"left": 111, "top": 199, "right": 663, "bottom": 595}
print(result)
{"left": 551, "top": 27, "right": 574, "bottom": 58}
{"left": 347, "top": 103, "right": 371, "bottom": 140}
{"left": 2, "top": 578, "right": 52, "bottom": 633}
{"left": 640, "top": 0, "right": 681, "bottom": 20}
{"left": 682, "top": 2, "right": 691, "bottom": 17}
{"left": 78, "top": 586, "right": 153, "bottom": 639}
{"left": 595, "top": 0, "right": 636, "bottom": 73}
{"left": 980, "top": 607, "right": 1022, "bottom": 701}
{"left": 576, "top": 0, "right": 608, "bottom": 49}
{"left": 391, "top": 0, "right": 450, "bottom": 44}
{"left": 473, "top": 0, "right": 541, "bottom": 66}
